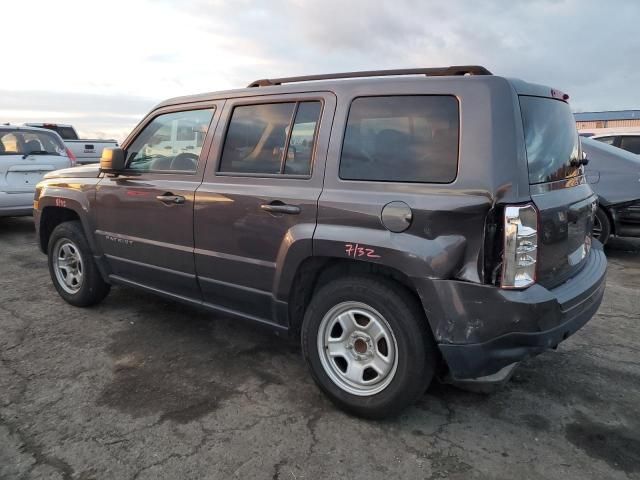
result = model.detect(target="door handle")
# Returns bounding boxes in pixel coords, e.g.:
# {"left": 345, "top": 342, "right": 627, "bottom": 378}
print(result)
{"left": 260, "top": 202, "right": 301, "bottom": 215}
{"left": 156, "top": 194, "right": 185, "bottom": 204}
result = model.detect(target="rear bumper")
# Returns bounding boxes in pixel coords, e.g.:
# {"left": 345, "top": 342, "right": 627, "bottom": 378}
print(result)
{"left": 417, "top": 242, "right": 607, "bottom": 380}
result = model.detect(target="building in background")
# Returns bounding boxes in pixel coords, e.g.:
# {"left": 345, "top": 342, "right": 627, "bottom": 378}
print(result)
{"left": 575, "top": 110, "right": 640, "bottom": 136}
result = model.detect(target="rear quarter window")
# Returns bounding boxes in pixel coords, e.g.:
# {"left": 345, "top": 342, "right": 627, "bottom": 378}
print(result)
{"left": 339, "top": 96, "right": 459, "bottom": 183}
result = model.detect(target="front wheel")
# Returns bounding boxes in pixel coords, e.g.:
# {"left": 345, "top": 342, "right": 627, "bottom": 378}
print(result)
{"left": 301, "top": 275, "right": 438, "bottom": 419}
{"left": 593, "top": 207, "right": 612, "bottom": 245}
{"left": 48, "top": 221, "right": 110, "bottom": 307}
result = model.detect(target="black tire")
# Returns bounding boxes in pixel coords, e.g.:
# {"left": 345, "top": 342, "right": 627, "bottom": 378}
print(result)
{"left": 301, "top": 275, "right": 438, "bottom": 419}
{"left": 593, "top": 207, "right": 611, "bottom": 245}
{"left": 47, "top": 220, "right": 110, "bottom": 307}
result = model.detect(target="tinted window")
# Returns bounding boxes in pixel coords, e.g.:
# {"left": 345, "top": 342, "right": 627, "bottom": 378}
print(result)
{"left": 0, "top": 129, "right": 65, "bottom": 156}
{"left": 594, "top": 136, "right": 616, "bottom": 145}
{"left": 51, "top": 126, "right": 78, "bottom": 140}
{"left": 284, "top": 102, "right": 322, "bottom": 175}
{"left": 339, "top": 96, "right": 459, "bottom": 183}
{"left": 520, "top": 96, "right": 581, "bottom": 184}
{"left": 57, "top": 127, "right": 78, "bottom": 140}
{"left": 31, "top": 125, "right": 78, "bottom": 140}
{"left": 620, "top": 136, "right": 640, "bottom": 154}
{"left": 220, "top": 103, "right": 294, "bottom": 174}
{"left": 126, "top": 109, "right": 214, "bottom": 172}
{"left": 220, "top": 101, "right": 321, "bottom": 175}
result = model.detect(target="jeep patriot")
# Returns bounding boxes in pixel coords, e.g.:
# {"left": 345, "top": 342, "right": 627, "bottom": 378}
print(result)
{"left": 34, "top": 66, "right": 607, "bottom": 418}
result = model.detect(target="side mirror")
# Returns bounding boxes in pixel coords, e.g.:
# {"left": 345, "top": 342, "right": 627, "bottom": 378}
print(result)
{"left": 100, "top": 147, "right": 126, "bottom": 173}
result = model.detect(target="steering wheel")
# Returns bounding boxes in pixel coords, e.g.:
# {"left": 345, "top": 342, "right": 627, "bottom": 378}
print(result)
{"left": 170, "top": 152, "right": 199, "bottom": 171}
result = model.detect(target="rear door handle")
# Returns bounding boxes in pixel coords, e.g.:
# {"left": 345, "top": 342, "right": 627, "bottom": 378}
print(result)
{"left": 156, "top": 194, "right": 185, "bottom": 204}
{"left": 260, "top": 202, "right": 301, "bottom": 215}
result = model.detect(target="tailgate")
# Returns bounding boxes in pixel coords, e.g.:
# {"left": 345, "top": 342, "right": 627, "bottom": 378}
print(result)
{"left": 519, "top": 95, "right": 596, "bottom": 289}
{"left": 532, "top": 185, "right": 597, "bottom": 288}
{"left": 67, "top": 141, "right": 117, "bottom": 163}
{"left": 1, "top": 155, "right": 69, "bottom": 193}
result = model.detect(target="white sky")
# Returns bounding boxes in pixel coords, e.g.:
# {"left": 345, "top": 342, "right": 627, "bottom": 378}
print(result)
{"left": 1, "top": 0, "right": 639, "bottom": 141}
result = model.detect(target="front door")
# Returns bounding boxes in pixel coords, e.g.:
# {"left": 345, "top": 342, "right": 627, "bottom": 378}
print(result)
{"left": 194, "top": 93, "right": 335, "bottom": 323}
{"left": 94, "top": 104, "right": 221, "bottom": 300}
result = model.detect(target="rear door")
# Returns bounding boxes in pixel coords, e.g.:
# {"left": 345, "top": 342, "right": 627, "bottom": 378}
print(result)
{"left": 194, "top": 93, "right": 335, "bottom": 323}
{"left": 519, "top": 95, "right": 597, "bottom": 288}
{"left": 94, "top": 103, "right": 222, "bottom": 300}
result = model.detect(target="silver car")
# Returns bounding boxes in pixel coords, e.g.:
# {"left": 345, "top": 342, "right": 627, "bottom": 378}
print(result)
{"left": 1, "top": 125, "right": 73, "bottom": 216}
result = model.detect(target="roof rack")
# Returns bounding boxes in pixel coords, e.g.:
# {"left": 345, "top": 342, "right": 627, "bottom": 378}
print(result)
{"left": 248, "top": 65, "right": 492, "bottom": 88}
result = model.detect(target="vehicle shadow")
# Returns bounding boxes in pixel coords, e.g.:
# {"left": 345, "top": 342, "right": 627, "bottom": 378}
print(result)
{"left": 0, "top": 216, "right": 35, "bottom": 236}
{"left": 604, "top": 236, "right": 640, "bottom": 259}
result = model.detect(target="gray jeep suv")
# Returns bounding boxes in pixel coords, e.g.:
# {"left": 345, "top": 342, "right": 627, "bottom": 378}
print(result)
{"left": 34, "top": 66, "right": 606, "bottom": 418}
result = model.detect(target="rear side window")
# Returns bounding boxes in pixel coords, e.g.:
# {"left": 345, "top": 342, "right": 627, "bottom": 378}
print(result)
{"left": 520, "top": 96, "right": 581, "bottom": 185}
{"left": 219, "top": 101, "right": 322, "bottom": 176}
{"left": 620, "top": 136, "right": 640, "bottom": 155}
{"left": 339, "top": 96, "right": 459, "bottom": 183}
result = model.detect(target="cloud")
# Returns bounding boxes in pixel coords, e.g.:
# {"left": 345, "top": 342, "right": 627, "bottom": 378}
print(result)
{"left": 0, "top": 90, "right": 156, "bottom": 141}
{"left": 1, "top": 0, "right": 639, "bottom": 138}
{"left": 182, "top": 0, "right": 640, "bottom": 111}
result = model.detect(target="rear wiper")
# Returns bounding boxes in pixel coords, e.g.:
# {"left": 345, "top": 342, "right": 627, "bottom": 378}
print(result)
{"left": 22, "top": 150, "right": 52, "bottom": 159}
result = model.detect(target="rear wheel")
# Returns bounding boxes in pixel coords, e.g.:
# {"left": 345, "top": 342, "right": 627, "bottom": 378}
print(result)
{"left": 301, "top": 275, "right": 437, "bottom": 419}
{"left": 48, "top": 221, "right": 110, "bottom": 306}
{"left": 593, "top": 207, "right": 611, "bottom": 245}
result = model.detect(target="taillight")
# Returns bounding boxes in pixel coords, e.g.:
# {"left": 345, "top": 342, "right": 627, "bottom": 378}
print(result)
{"left": 501, "top": 204, "right": 538, "bottom": 289}
{"left": 65, "top": 147, "right": 77, "bottom": 167}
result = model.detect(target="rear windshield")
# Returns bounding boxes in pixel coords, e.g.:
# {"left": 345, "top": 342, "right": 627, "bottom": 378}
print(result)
{"left": 38, "top": 125, "right": 78, "bottom": 140}
{"left": 0, "top": 129, "right": 66, "bottom": 156}
{"left": 520, "top": 96, "right": 581, "bottom": 185}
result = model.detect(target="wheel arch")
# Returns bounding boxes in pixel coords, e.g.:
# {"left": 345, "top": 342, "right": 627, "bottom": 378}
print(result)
{"left": 286, "top": 256, "right": 432, "bottom": 339}
{"left": 38, "top": 206, "right": 82, "bottom": 253}
{"left": 599, "top": 204, "right": 616, "bottom": 236}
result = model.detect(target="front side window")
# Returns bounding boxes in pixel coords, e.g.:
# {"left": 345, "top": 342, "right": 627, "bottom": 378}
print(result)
{"left": 126, "top": 109, "right": 214, "bottom": 172}
{"left": 219, "top": 101, "right": 322, "bottom": 176}
{"left": 339, "top": 96, "right": 459, "bottom": 183}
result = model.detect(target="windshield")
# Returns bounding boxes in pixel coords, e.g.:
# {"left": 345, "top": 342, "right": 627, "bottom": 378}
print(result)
{"left": 0, "top": 129, "right": 66, "bottom": 156}
{"left": 520, "top": 96, "right": 581, "bottom": 185}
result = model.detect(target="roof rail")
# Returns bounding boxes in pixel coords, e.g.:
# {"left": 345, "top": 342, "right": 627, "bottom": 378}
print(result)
{"left": 248, "top": 65, "right": 492, "bottom": 88}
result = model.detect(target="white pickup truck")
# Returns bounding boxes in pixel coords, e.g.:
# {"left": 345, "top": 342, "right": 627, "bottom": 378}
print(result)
{"left": 25, "top": 123, "right": 118, "bottom": 165}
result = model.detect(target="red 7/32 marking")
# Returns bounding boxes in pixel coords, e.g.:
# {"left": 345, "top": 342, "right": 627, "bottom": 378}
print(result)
{"left": 345, "top": 243, "right": 380, "bottom": 259}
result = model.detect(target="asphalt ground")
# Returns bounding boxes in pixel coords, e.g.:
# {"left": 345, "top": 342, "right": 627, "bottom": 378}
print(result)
{"left": 1, "top": 215, "right": 639, "bottom": 480}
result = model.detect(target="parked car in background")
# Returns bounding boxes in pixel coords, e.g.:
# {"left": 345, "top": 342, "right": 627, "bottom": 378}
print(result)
{"left": 591, "top": 132, "right": 640, "bottom": 155}
{"left": 25, "top": 123, "right": 118, "bottom": 165}
{"left": 33, "top": 66, "right": 606, "bottom": 418}
{"left": 1, "top": 125, "right": 73, "bottom": 216}
{"left": 582, "top": 137, "right": 640, "bottom": 244}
